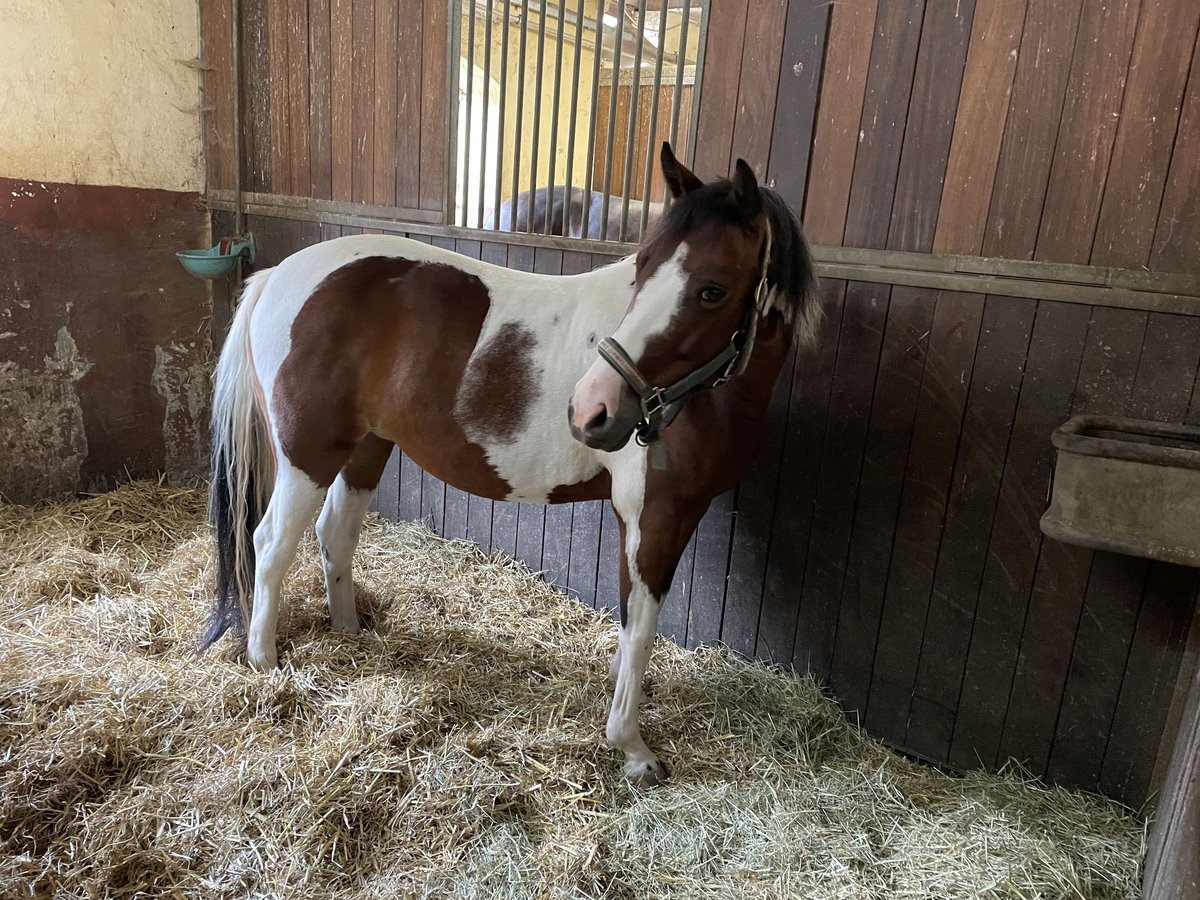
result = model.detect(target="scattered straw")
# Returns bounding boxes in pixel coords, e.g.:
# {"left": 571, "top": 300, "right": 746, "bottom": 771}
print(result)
{"left": 0, "top": 483, "right": 1145, "bottom": 898}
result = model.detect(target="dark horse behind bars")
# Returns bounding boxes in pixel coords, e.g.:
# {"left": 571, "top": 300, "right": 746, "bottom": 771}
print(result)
{"left": 203, "top": 143, "right": 818, "bottom": 785}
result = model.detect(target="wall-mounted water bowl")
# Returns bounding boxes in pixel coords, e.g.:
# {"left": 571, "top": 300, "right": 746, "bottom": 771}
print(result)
{"left": 176, "top": 233, "right": 256, "bottom": 278}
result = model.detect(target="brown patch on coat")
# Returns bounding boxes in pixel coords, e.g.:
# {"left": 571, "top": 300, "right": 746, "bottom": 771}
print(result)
{"left": 341, "top": 432, "right": 396, "bottom": 491}
{"left": 272, "top": 256, "right": 610, "bottom": 506}
{"left": 629, "top": 310, "right": 793, "bottom": 602}
{"left": 274, "top": 257, "right": 511, "bottom": 496}
{"left": 546, "top": 468, "right": 612, "bottom": 503}
{"left": 454, "top": 322, "right": 541, "bottom": 444}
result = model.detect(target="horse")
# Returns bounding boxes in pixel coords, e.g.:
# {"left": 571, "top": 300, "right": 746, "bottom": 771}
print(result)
{"left": 203, "top": 143, "right": 819, "bottom": 785}
{"left": 484, "top": 184, "right": 662, "bottom": 241}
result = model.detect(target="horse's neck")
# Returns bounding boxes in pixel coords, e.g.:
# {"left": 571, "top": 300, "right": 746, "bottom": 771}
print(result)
{"left": 563, "top": 254, "right": 637, "bottom": 316}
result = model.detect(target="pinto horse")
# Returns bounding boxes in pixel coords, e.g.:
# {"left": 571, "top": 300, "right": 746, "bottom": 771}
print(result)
{"left": 203, "top": 144, "right": 818, "bottom": 785}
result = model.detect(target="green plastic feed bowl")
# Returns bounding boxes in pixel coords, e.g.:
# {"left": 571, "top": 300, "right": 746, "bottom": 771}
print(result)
{"left": 176, "top": 234, "right": 256, "bottom": 279}
{"left": 176, "top": 248, "right": 240, "bottom": 277}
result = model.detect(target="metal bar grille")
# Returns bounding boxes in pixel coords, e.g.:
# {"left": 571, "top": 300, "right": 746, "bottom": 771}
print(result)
{"left": 454, "top": 0, "right": 707, "bottom": 240}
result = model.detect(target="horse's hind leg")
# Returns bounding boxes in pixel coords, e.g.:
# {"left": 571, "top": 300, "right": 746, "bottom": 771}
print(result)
{"left": 316, "top": 434, "right": 394, "bottom": 633}
{"left": 248, "top": 460, "right": 328, "bottom": 670}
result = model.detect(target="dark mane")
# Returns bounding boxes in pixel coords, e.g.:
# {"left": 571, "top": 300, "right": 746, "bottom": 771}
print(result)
{"left": 639, "top": 179, "right": 821, "bottom": 344}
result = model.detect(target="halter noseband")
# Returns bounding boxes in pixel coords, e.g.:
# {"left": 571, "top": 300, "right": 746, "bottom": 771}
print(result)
{"left": 597, "top": 221, "right": 773, "bottom": 468}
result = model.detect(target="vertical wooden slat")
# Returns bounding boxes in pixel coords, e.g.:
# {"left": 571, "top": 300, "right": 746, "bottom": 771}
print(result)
{"left": 765, "top": 0, "right": 832, "bottom": 211}
{"left": 1046, "top": 552, "right": 1148, "bottom": 789}
{"left": 886, "top": 0, "right": 977, "bottom": 252}
{"left": 308, "top": 0, "right": 333, "bottom": 199}
{"left": 351, "top": 0, "right": 375, "bottom": 203}
{"left": 1034, "top": 0, "right": 1141, "bottom": 264}
{"left": 721, "top": 345, "right": 799, "bottom": 657}
{"left": 374, "top": 446, "right": 401, "bottom": 519}
{"left": 1102, "top": 564, "right": 1197, "bottom": 803}
{"left": 946, "top": 300, "right": 1091, "bottom": 772}
{"left": 727, "top": 0, "right": 788, "bottom": 175}
{"left": 827, "top": 286, "right": 937, "bottom": 716}
{"left": 691, "top": 0, "right": 748, "bottom": 176}
{"left": 1151, "top": 31, "right": 1200, "bottom": 274}
{"left": 373, "top": 0, "right": 398, "bottom": 207}
{"left": 982, "top": 0, "right": 1086, "bottom": 260}
{"left": 268, "top": 0, "right": 292, "bottom": 195}
{"left": 1092, "top": 0, "right": 1200, "bottom": 269}
{"left": 659, "top": 531, "right": 696, "bottom": 646}
{"left": 1037, "top": 307, "right": 1146, "bottom": 788}
{"left": 792, "top": 281, "right": 889, "bottom": 679}
{"left": 932, "top": 0, "right": 1028, "bottom": 255}
{"left": 842, "top": 0, "right": 928, "bottom": 250}
{"left": 420, "top": 0, "right": 448, "bottom": 211}
{"left": 201, "top": 0, "right": 236, "bottom": 191}
{"left": 241, "top": 0, "right": 273, "bottom": 192}
{"left": 330, "top": 0, "right": 353, "bottom": 201}
{"left": 802, "top": 0, "right": 879, "bottom": 246}
{"left": 395, "top": 0, "right": 423, "bottom": 209}
{"left": 399, "top": 452, "right": 422, "bottom": 523}
{"left": 596, "top": 502, "right": 622, "bottom": 615}
{"left": 1141, "top": 650, "right": 1200, "bottom": 899}
{"left": 862, "top": 290, "right": 987, "bottom": 747}
{"left": 567, "top": 500, "right": 603, "bottom": 607}
{"left": 684, "top": 493, "right": 734, "bottom": 649}
{"left": 874, "top": 294, "right": 1029, "bottom": 751}
{"left": 755, "top": 280, "right": 846, "bottom": 665}
{"left": 286, "top": 0, "right": 311, "bottom": 196}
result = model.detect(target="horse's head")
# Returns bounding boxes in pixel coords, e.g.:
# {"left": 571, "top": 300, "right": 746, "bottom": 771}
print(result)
{"left": 569, "top": 143, "right": 818, "bottom": 454}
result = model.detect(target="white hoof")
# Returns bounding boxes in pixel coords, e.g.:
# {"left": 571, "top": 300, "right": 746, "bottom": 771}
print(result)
{"left": 330, "top": 613, "right": 361, "bottom": 635}
{"left": 623, "top": 754, "right": 669, "bottom": 787}
{"left": 247, "top": 640, "right": 278, "bottom": 672}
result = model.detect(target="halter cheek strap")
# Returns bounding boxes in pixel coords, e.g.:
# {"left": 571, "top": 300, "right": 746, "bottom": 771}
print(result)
{"left": 597, "top": 222, "right": 773, "bottom": 469}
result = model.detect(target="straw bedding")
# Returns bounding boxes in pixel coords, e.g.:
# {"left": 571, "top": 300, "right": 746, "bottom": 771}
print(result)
{"left": 1, "top": 482, "right": 1145, "bottom": 898}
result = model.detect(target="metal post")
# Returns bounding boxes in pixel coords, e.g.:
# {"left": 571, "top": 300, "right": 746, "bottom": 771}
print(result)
{"left": 598, "top": 0, "right": 628, "bottom": 241}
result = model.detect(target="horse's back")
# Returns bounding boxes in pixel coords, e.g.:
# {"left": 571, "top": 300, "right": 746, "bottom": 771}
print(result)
{"left": 246, "top": 232, "right": 619, "bottom": 502}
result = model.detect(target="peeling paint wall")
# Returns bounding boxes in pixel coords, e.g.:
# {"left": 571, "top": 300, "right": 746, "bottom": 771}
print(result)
{"left": 0, "top": 179, "right": 211, "bottom": 503}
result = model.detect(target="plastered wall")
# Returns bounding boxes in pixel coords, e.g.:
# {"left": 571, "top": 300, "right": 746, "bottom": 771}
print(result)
{"left": 0, "top": 0, "right": 203, "bottom": 191}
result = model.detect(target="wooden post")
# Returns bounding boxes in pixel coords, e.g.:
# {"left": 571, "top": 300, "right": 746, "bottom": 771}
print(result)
{"left": 1143, "top": 660, "right": 1200, "bottom": 899}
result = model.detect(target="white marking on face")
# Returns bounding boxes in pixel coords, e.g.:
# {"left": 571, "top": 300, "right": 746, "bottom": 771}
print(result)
{"left": 570, "top": 242, "right": 690, "bottom": 437}
{"left": 612, "top": 242, "right": 690, "bottom": 360}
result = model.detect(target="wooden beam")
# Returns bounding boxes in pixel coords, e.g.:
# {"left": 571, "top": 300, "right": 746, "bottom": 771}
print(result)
{"left": 204, "top": 190, "right": 1200, "bottom": 314}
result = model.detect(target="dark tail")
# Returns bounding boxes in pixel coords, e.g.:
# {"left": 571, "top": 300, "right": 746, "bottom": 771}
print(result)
{"left": 201, "top": 268, "right": 276, "bottom": 650}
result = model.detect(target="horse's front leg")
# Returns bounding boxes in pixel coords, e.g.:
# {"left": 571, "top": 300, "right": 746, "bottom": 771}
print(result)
{"left": 608, "top": 473, "right": 706, "bottom": 786}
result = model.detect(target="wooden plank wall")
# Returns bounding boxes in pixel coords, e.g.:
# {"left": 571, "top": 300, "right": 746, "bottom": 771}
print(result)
{"left": 202, "top": 0, "right": 1200, "bottom": 808}
{"left": 201, "top": 0, "right": 447, "bottom": 212}
{"left": 592, "top": 83, "right": 694, "bottom": 201}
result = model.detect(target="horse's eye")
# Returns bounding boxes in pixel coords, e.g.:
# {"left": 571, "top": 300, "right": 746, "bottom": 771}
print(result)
{"left": 698, "top": 286, "right": 727, "bottom": 306}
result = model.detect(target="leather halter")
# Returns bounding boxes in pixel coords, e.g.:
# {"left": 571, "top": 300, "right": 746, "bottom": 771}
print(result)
{"left": 597, "top": 221, "right": 773, "bottom": 467}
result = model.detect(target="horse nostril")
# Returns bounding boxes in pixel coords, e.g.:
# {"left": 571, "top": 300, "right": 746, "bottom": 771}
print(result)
{"left": 586, "top": 405, "right": 609, "bottom": 431}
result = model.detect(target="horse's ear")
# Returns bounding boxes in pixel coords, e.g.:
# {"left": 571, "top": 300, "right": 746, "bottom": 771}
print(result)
{"left": 732, "top": 158, "right": 763, "bottom": 219}
{"left": 661, "top": 142, "right": 704, "bottom": 198}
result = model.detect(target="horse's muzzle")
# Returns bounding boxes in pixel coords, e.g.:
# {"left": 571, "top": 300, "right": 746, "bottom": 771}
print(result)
{"left": 567, "top": 397, "right": 640, "bottom": 452}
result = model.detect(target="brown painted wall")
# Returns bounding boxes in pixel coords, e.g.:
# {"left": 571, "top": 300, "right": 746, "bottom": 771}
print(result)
{"left": 0, "top": 179, "right": 213, "bottom": 502}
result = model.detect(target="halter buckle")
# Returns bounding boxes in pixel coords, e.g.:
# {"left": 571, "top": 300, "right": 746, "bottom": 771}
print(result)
{"left": 642, "top": 387, "right": 669, "bottom": 421}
